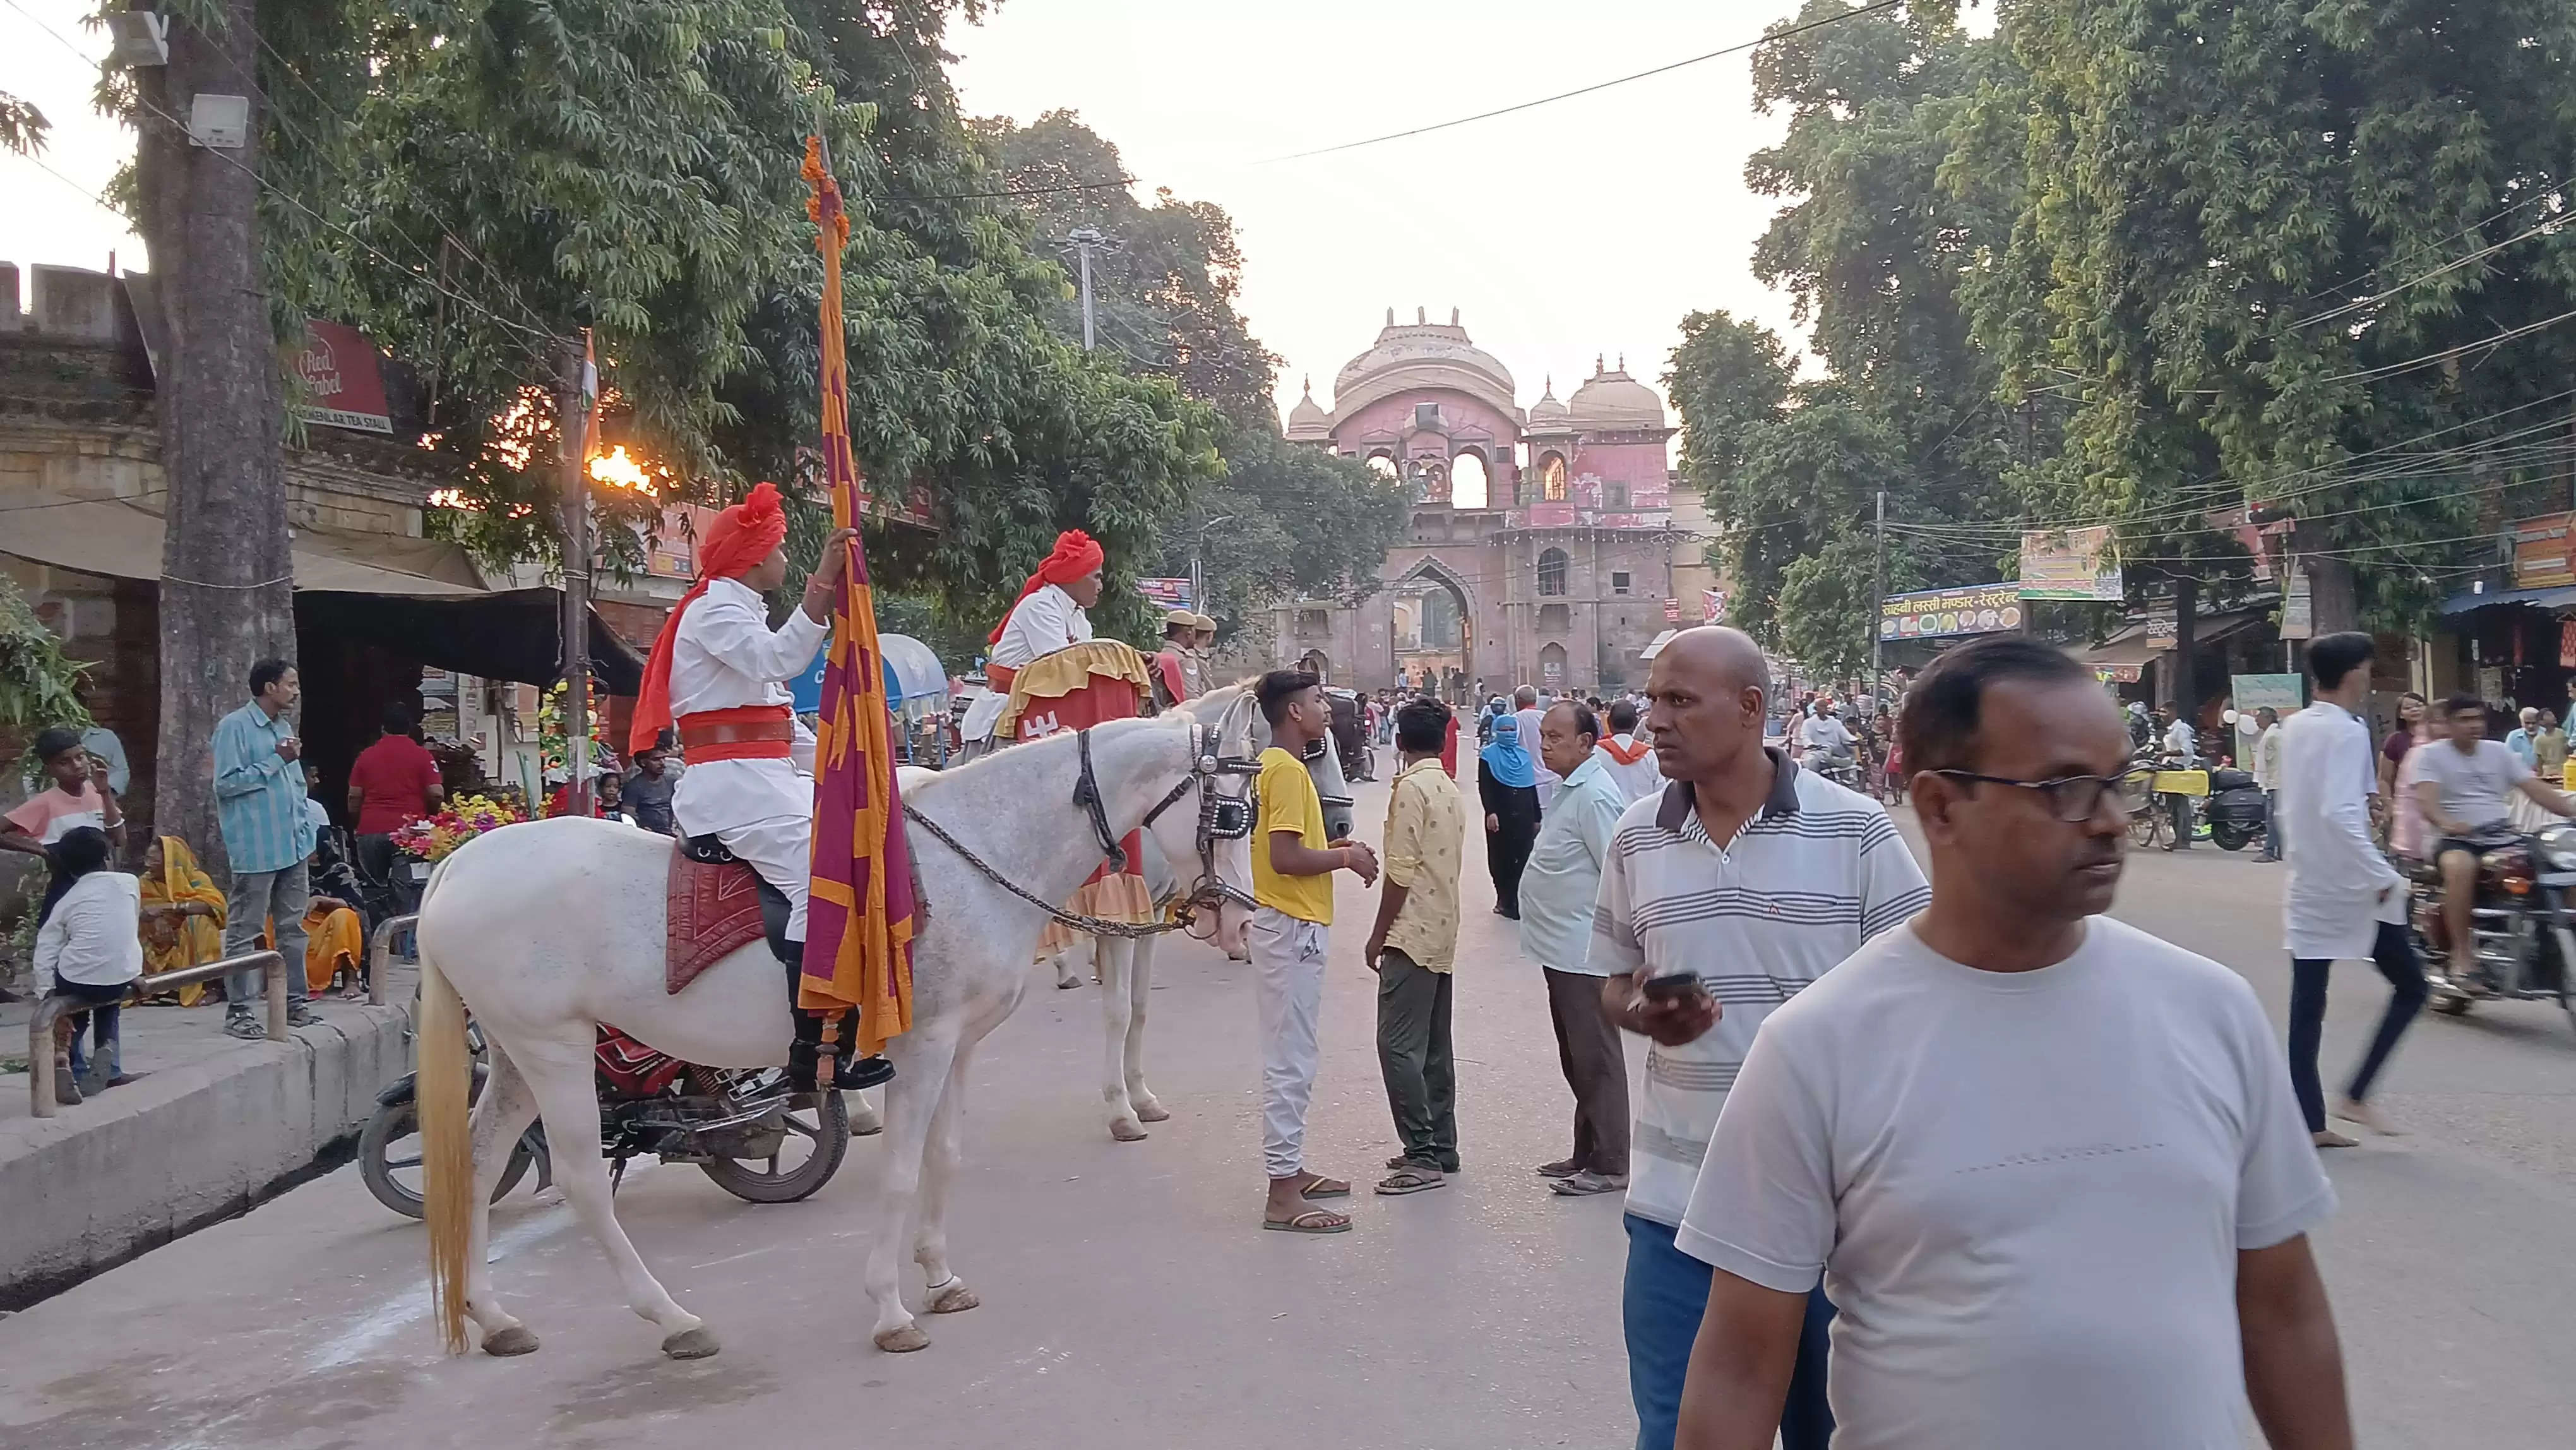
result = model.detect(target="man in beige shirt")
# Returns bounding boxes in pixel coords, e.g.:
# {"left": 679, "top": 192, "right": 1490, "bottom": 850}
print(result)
{"left": 1366, "top": 697, "right": 1467, "bottom": 1194}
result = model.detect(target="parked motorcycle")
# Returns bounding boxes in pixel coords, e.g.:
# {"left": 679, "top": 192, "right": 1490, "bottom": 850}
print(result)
{"left": 2407, "top": 821, "right": 2576, "bottom": 1033}
{"left": 361, "top": 1021, "right": 849, "bottom": 1218}
{"left": 2202, "top": 765, "right": 2269, "bottom": 852}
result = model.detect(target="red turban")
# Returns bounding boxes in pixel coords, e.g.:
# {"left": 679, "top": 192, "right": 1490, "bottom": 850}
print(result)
{"left": 986, "top": 529, "right": 1106, "bottom": 644}
{"left": 629, "top": 482, "right": 792, "bottom": 753}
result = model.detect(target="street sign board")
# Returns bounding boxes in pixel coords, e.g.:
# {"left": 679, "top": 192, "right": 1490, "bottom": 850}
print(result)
{"left": 2231, "top": 673, "right": 2305, "bottom": 713}
{"left": 1880, "top": 584, "right": 2023, "bottom": 639}
{"left": 291, "top": 321, "right": 393, "bottom": 434}
{"left": 2018, "top": 525, "right": 2123, "bottom": 600}
{"left": 1135, "top": 577, "right": 1195, "bottom": 609}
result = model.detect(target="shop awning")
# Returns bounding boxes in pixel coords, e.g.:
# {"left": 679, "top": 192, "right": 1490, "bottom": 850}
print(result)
{"left": 2438, "top": 584, "right": 2576, "bottom": 615}
{"left": 0, "top": 492, "right": 486, "bottom": 596}
{"left": 2084, "top": 624, "right": 2162, "bottom": 669}
{"left": 299, "top": 589, "right": 646, "bottom": 695}
{"left": 1639, "top": 628, "right": 1679, "bottom": 661}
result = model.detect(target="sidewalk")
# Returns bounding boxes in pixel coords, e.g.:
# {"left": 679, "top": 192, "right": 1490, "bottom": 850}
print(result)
{"left": 0, "top": 964, "right": 418, "bottom": 1309}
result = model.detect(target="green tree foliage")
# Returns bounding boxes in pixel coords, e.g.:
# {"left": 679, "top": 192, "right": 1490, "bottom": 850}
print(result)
{"left": 0, "top": 93, "right": 46, "bottom": 155}
{"left": 1976, "top": 0, "right": 2576, "bottom": 631}
{"left": 977, "top": 111, "right": 1405, "bottom": 632}
{"left": 194, "top": 0, "right": 1220, "bottom": 641}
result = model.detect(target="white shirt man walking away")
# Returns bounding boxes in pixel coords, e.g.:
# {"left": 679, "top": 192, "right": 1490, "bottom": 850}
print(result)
{"left": 1592, "top": 627, "right": 1927, "bottom": 1450}
{"left": 1674, "top": 634, "right": 2351, "bottom": 1450}
{"left": 2279, "top": 633, "right": 2427, "bottom": 1147}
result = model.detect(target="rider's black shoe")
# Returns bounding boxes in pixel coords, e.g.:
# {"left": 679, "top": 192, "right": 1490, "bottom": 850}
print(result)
{"left": 835, "top": 1054, "right": 895, "bottom": 1091}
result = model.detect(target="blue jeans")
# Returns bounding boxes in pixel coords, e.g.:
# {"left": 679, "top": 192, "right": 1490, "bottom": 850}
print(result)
{"left": 1625, "top": 1213, "right": 1834, "bottom": 1450}
{"left": 2260, "top": 789, "right": 2283, "bottom": 860}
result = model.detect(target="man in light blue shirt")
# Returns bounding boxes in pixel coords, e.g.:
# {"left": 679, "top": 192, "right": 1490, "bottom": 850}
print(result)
{"left": 2506, "top": 706, "right": 2539, "bottom": 770}
{"left": 1519, "top": 698, "right": 1631, "bottom": 1197}
{"left": 213, "top": 658, "right": 320, "bottom": 1036}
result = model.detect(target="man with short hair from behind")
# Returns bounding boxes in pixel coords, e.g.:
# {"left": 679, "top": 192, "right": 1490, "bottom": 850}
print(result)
{"left": 1596, "top": 698, "right": 1662, "bottom": 803}
{"left": 1250, "top": 669, "right": 1380, "bottom": 1233}
{"left": 1365, "top": 696, "right": 1465, "bottom": 1194}
{"left": 1674, "top": 635, "right": 2351, "bottom": 1450}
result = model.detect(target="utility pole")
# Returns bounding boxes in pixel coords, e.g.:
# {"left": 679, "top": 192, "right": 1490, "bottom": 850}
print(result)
{"left": 1191, "top": 512, "right": 1234, "bottom": 616}
{"left": 1063, "top": 228, "right": 1111, "bottom": 351}
{"left": 556, "top": 333, "right": 595, "bottom": 817}
{"left": 1869, "top": 489, "right": 1887, "bottom": 708}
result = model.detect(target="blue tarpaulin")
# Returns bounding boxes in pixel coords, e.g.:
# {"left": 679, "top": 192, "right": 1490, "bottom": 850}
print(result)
{"left": 791, "top": 632, "right": 949, "bottom": 719}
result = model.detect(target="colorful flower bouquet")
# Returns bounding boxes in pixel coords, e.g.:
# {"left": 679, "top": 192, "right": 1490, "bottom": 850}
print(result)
{"left": 389, "top": 793, "right": 528, "bottom": 865}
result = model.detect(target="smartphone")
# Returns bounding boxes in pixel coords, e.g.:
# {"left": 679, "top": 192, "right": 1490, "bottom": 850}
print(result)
{"left": 1639, "top": 970, "right": 1704, "bottom": 1004}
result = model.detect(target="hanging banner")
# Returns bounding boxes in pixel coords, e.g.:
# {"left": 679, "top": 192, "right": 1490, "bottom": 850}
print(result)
{"left": 290, "top": 321, "right": 393, "bottom": 434}
{"left": 1135, "top": 577, "right": 1195, "bottom": 609}
{"left": 1702, "top": 589, "right": 1724, "bottom": 623}
{"left": 1663, "top": 597, "right": 1682, "bottom": 623}
{"left": 1880, "top": 584, "right": 2024, "bottom": 640}
{"left": 2018, "top": 525, "right": 2123, "bottom": 601}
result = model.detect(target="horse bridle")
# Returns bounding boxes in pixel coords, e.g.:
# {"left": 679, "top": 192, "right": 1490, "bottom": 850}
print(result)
{"left": 903, "top": 710, "right": 1260, "bottom": 940}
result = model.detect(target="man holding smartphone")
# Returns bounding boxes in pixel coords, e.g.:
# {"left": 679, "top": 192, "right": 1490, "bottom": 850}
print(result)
{"left": 1592, "top": 628, "right": 1928, "bottom": 1450}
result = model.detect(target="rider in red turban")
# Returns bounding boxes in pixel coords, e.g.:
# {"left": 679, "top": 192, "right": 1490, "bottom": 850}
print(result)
{"left": 630, "top": 481, "right": 792, "bottom": 755}
{"left": 988, "top": 529, "right": 1107, "bottom": 645}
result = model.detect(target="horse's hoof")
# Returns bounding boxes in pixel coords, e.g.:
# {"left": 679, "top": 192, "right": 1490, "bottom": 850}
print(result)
{"left": 482, "top": 1326, "right": 541, "bottom": 1357}
{"left": 660, "top": 1326, "right": 721, "bottom": 1360}
{"left": 1135, "top": 1101, "right": 1171, "bottom": 1123}
{"left": 1054, "top": 978, "right": 1081, "bottom": 990}
{"left": 1109, "top": 1118, "right": 1148, "bottom": 1142}
{"left": 927, "top": 1283, "right": 980, "bottom": 1315}
{"left": 876, "top": 1323, "right": 932, "bottom": 1352}
{"left": 851, "top": 1120, "right": 884, "bottom": 1137}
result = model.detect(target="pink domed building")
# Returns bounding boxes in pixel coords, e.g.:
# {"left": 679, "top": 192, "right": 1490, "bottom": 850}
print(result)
{"left": 1270, "top": 308, "right": 1681, "bottom": 698}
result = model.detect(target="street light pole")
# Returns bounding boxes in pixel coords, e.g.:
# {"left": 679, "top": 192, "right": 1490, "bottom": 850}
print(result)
{"left": 557, "top": 331, "right": 595, "bottom": 816}
{"left": 1869, "top": 488, "right": 1887, "bottom": 707}
{"left": 1066, "top": 227, "right": 1104, "bottom": 351}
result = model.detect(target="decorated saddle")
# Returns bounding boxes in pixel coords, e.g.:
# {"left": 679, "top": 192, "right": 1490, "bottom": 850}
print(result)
{"left": 993, "top": 640, "right": 1159, "bottom": 952}
{"left": 665, "top": 840, "right": 774, "bottom": 995}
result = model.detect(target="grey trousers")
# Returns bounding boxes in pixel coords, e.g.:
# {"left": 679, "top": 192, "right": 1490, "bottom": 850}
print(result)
{"left": 1545, "top": 966, "right": 1631, "bottom": 1176}
{"left": 224, "top": 860, "right": 311, "bottom": 1007}
{"left": 1376, "top": 949, "right": 1457, "bottom": 1170}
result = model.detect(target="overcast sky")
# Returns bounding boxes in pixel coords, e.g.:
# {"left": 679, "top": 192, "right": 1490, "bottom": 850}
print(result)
{"left": 4, "top": 0, "right": 1854, "bottom": 424}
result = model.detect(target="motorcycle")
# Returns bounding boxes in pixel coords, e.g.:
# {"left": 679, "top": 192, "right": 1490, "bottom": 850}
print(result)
{"left": 361, "top": 1019, "right": 850, "bottom": 1218}
{"left": 2201, "top": 765, "right": 2269, "bottom": 852}
{"left": 2407, "top": 821, "right": 2576, "bottom": 1033}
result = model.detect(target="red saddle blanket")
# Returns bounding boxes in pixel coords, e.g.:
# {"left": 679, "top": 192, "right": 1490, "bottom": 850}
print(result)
{"left": 667, "top": 850, "right": 768, "bottom": 995}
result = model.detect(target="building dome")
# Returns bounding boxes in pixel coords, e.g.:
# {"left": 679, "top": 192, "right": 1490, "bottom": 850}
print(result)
{"left": 1565, "top": 356, "right": 1666, "bottom": 429}
{"left": 1326, "top": 306, "right": 1521, "bottom": 426}
{"left": 1528, "top": 374, "right": 1570, "bottom": 428}
{"left": 1285, "top": 376, "right": 1332, "bottom": 441}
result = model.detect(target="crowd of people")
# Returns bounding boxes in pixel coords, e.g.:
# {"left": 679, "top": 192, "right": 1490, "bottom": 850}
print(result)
{"left": 1232, "top": 625, "right": 2385, "bottom": 1450}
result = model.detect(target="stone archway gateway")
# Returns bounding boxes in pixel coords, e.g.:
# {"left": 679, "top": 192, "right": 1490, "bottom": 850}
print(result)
{"left": 1389, "top": 559, "right": 1473, "bottom": 705}
{"left": 1298, "top": 649, "right": 1332, "bottom": 682}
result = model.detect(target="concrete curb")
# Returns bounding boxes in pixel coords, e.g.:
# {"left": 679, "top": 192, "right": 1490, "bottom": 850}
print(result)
{"left": 0, "top": 998, "right": 414, "bottom": 1309}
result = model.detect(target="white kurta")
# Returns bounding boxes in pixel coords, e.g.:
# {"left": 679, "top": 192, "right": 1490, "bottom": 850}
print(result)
{"left": 960, "top": 582, "right": 1094, "bottom": 743}
{"left": 2279, "top": 700, "right": 2405, "bottom": 960}
{"left": 667, "top": 575, "right": 830, "bottom": 937}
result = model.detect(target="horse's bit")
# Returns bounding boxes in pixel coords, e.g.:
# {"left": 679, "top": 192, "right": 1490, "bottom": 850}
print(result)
{"left": 900, "top": 716, "right": 1260, "bottom": 941}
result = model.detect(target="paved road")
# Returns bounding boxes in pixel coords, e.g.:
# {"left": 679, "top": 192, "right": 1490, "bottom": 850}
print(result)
{"left": 4, "top": 776, "right": 2574, "bottom": 1448}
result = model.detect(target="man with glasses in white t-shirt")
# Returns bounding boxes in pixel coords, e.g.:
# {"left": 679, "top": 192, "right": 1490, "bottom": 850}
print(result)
{"left": 1673, "top": 635, "right": 2349, "bottom": 1450}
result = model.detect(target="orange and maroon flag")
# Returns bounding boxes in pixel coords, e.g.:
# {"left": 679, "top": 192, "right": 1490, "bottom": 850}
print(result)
{"left": 798, "top": 136, "right": 917, "bottom": 1052}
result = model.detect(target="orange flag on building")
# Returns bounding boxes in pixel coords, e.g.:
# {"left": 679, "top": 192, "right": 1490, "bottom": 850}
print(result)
{"left": 797, "top": 136, "right": 917, "bottom": 1052}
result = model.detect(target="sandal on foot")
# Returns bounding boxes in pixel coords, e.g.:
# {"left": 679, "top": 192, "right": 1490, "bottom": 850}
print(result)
{"left": 1376, "top": 1164, "right": 1446, "bottom": 1195}
{"left": 1551, "top": 1170, "right": 1627, "bottom": 1196}
{"left": 1263, "top": 1207, "right": 1351, "bottom": 1234}
{"left": 1293, "top": 1172, "right": 1351, "bottom": 1200}
{"left": 1535, "top": 1158, "right": 1582, "bottom": 1179}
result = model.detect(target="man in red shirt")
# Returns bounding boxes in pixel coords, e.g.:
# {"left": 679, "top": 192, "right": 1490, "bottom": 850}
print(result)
{"left": 347, "top": 702, "right": 444, "bottom": 909}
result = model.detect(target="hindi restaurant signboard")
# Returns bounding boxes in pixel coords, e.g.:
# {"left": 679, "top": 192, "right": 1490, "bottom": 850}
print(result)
{"left": 2512, "top": 512, "right": 2576, "bottom": 590}
{"left": 1880, "top": 584, "right": 2025, "bottom": 640}
{"left": 291, "top": 321, "right": 393, "bottom": 434}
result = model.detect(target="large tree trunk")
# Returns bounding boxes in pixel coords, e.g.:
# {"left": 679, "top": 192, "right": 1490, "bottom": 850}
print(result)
{"left": 136, "top": 0, "right": 294, "bottom": 872}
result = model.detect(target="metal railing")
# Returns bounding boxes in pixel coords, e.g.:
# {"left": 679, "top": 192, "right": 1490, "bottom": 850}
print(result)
{"left": 366, "top": 913, "right": 419, "bottom": 1007}
{"left": 29, "top": 950, "right": 285, "bottom": 1118}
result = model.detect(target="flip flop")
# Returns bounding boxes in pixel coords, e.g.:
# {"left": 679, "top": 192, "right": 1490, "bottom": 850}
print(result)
{"left": 1534, "top": 1158, "right": 1582, "bottom": 1179}
{"left": 1551, "top": 1170, "right": 1628, "bottom": 1196}
{"left": 1295, "top": 1172, "right": 1351, "bottom": 1200}
{"left": 1263, "top": 1208, "right": 1351, "bottom": 1234}
{"left": 1377, "top": 1166, "right": 1446, "bottom": 1195}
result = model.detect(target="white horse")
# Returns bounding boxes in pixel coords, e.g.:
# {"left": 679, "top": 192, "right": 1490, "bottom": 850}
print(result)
{"left": 414, "top": 708, "right": 1258, "bottom": 1360}
{"left": 1036, "top": 683, "right": 1356, "bottom": 1142}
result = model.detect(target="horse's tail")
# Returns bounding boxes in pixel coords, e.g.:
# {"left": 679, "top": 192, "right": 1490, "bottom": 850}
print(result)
{"left": 415, "top": 860, "right": 475, "bottom": 1355}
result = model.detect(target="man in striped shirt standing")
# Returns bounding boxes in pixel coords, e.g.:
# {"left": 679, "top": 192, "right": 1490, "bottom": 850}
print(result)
{"left": 1592, "top": 627, "right": 1928, "bottom": 1450}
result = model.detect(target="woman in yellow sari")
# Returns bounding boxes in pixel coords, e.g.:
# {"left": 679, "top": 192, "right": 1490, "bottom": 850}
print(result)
{"left": 138, "top": 835, "right": 227, "bottom": 1005}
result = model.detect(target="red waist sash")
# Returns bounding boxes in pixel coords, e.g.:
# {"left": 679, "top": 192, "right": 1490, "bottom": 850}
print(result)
{"left": 677, "top": 704, "right": 794, "bottom": 762}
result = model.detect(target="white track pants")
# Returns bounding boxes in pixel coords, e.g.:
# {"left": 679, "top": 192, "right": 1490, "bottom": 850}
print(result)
{"left": 718, "top": 814, "right": 810, "bottom": 942}
{"left": 1250, "top": 906, "right": 1329, "bottom": 1179}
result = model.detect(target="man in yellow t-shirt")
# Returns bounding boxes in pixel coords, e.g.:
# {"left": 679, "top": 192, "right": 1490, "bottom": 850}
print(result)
{"left": 1364, "top": 697, "right": 1466, "bottom": 1194}
{"left": 1251, "top": 669, "right": 1379, "bottom": 1235}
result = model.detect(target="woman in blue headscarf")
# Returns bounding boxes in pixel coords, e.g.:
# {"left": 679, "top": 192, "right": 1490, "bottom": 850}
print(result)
{"left": 1478, "top": 714, "right": 1542, "bottom": 918}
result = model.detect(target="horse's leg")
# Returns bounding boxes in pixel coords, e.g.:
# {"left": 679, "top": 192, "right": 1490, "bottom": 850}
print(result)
{"left": 1049, "top": 936, "right": 1084, "bottom": 990}
{"left": 1126, "top": 934, "right": 1167, "bottom": 1123}
{"left": 868, "top": 1022, "right": 960, "bottom": 1353}
{"left": 848, "top": 1084, "right": 885, "bottom": 1137}
{"left": 460, "top": 1040, "right": 542, "bottom": 1356}
{"left": 1099, "top": 937, "right": 1146, "bottom": 1141}
{"left": 915, "top": 1041, "right": 979, "bottom": 1315}
{"left": 513, "top": 1032, "right": 717, "bottom": 1358}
